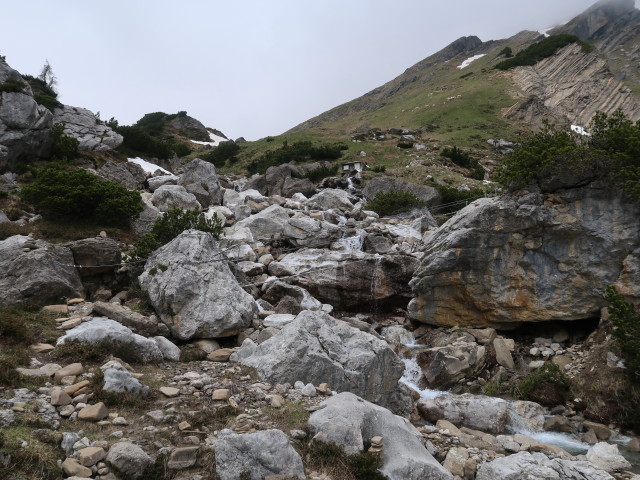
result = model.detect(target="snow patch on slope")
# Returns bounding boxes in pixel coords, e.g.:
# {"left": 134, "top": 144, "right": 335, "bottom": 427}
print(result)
{"left": 457, "top": 54, "right": 485, "bottom": 69}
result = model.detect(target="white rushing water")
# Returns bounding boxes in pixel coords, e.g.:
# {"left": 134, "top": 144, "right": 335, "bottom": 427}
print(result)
{"left": 399, "top": 333, "right": 446, "bottom": 400}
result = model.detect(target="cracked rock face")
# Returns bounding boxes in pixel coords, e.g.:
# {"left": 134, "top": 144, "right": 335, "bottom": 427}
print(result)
{"left": 0, "top": 60, "right": 53, "bottom": 171}
{"left": 139, "top": 230, "right": 257, "bottom": 340}
{"left": 231, "top": 310, "right": 405, "bottom": 408}
{"left": 0, "top": 235, "right": 83, "bottom": 307}
{"left": 53, "top": 105, "right": 123, "bottom": 151}
{"left": 409, "top": 184, "right": 640, "bottom": 327}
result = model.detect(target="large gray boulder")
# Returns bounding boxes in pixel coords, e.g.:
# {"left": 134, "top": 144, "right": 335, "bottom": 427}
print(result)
{"left": 53, "top": 105, "right": 123, "bottom": 151}
{"left": 476, "top": 451, "right": 614, "bottom": 480}
{"left": 309, "top": 392, "right": 453, "bottom": 480}
{"left": 139, "top": 230, "right": 257, "bottom": 340}
{"left": 102, "top": 368, "right": 149, "bottom": 396}
{"left": 66, "top": 237, "right": 121, "bottom": 278}
{"left": 363, "top": 176, "right": 441, "bottom": 206}
{"left": 56, "top": 318, "right": 163, "bottom": 363}
{"left": 230, "top": 204, "right": 292, "bottom": 241}
{"left": 0, "top": 60, "right": 53, "bottom": 171}
{"left": 308, "top": 188, "right": 355, "bottom": 211}
{"left": 417, "top": 392, "right": 544, "bottom": 434}
{"left": 106, "top": 442, "right": 153, "bottom": 480}
{"left": 409, "top": 184, "right": 640, "bottom": 327}
{"left": 177, "top": 158, "right": 222, "bottom": 207}
{"left": 268, "top": 248, "right": 420, "bottom": 311}
{"left": 214, "top": 429, "right": 305, "bottom": 480}
{"left": 231, "top": 310, "right": 405, "bottom": 407}
{"left": 96, "top": 160, "right": 146, "bottom": 190}
{"left": 0, "top": 235, "right": 83, "bottom": 307}
{"left": 151, "top": 184, "right": 201, "bottom": 212}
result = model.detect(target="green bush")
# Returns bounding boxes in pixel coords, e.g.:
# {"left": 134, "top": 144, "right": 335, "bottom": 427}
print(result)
{"left": 303, "top": 441, "right": 384, "bottom": 480}
{"left": 499, "top": 46, "right": 513, "bottom": 58}
{"left": 511, "top": 363, "right": 571, "bottom": 407}
{"left": 114, "top": 125, "right": 174, "bottom": 159}
{"left": 441, "top": 146, "right": 485, "bottom": 180}
{"left": 129, "top": 208, "right": 223, "bottom": 259}
{"left": 496, "top": 111, "right": 640, "bottom": 196}
{"left": 201, "top": 141, "right": 241, "bottom": 168}
{"left": 432, "top": 185, "right": 487, "bottom": 214}
{"left": 50, "top": 123, "right": 79, "bottom": 160}
{"left": 248, "top": 141, "right": 347, "bottom": 174}
{"left": 365, "top": 190, "right": 426, "bottom": 217}
{"left": 371, "top": 165, "right": 386, "bottom": 173}
{"left": 20, "top": 166, "right": 142, "bottom": 225}
{"left": 604, "top": 286, "right": 640, "bottom": 379}
{"left": 304, "top": 164, "right": 338, "bottom": 183}
{"left": 0, "top": 78, "right": 27, "bottom": 94}
{"left": 21, "top": 74, "right": 62, "bottom": 111}
{"left": 495, "top": 34, "right": 589, "bottom": 71}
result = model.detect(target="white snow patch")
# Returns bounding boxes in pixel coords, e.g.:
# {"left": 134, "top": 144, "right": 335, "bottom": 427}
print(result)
{"left": 190, "top": 131, "right": 228, "bottom": 147}
{"left": 571, "top": 125, "right": 591, "bottom": 136}
{"left": 457, "top": 54, "right": 486, "bottom": 69}
{"left": 128, "top": 157, "right": 171, "bottom": 175}
{"left": 538, "top": 27, "right": 553, "bottom": 37}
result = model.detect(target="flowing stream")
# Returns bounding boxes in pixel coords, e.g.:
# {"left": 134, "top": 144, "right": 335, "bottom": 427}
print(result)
{"left": 397, "top": 333, "right": 628, "bottom": 460}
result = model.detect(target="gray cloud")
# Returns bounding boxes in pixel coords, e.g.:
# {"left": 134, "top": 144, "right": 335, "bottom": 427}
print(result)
{"left": 0, "top": 1, "right": 606, "bottom": 139}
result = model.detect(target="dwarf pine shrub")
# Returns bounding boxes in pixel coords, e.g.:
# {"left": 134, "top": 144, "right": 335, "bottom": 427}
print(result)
{"left": 20, "top": 165, "right": 142, "bottom": 226}
{"left": 365, "top": 190, "right": 426, "bottom": 217}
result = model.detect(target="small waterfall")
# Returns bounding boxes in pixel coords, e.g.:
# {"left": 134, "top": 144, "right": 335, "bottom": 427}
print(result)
{"left": 506, "top": 404, "right": 590, "bottom": 455}
{"left": 370, "top": 256, "right": 382, "bottom": 315}
{"left": 399, "top": 356, "right": 445, "bottom": 400}
{"left": 398, "top": 332, "right": 446, "bottom": 400}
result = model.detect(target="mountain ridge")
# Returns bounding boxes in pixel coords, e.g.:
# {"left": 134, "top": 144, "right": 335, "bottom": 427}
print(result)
{"left": 288, "top": 0, "right": 640, "bottom": 140}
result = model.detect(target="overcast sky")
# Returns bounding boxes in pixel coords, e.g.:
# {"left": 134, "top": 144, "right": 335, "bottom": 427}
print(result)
{"left": 0, "top": 0, "right": 630, "bottom": 140}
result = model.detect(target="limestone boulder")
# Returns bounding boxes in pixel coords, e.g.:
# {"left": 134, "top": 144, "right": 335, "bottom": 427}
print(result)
{"left": 102, "top": 368, "right": 148, "bottom": 396}
{"left": 106, "top": 442, "right": 153, "bottom": 480}
{"left": 56, "top": 318, "right": 163, "bottom": 363}
{"left": 53, "top": 105, "right": 123, "bottom": 151}
{"left": 229, "top": 204, "right": 292, "bottom": 241}
{"left": 264, "top": 162, "right": 304, "bottom": 197}
{"left": 418, "top": 393, "right": 509, "bottom": 434}
{"left": 214, "top": 429, "right": 305, "bottom": 480}
{"left": 308, "top": 392, "right": 452, "bottom": 480}
{"left": 151, "top": 184, "right": 201, "bottom": 212}
{"left": 139, "top": 230, "right": 256, "bottom": 340}
{"left": 66, "top": 237, "right": 121, "bottom": 278}
{"left": 0, "top": 235, "right": 83, "bottom": 307}
{"left": 92, "top": 301, "right": 159, "bottom": 336}
{"left": 0, "top": 78, "right": 53, "bottom": 171}
{"left": 96, "top": 159, "right": 146, "bottom": 190}
{"left": 363, "top": 176, "right": 441, "bottom": 206}
{"left": 177, "top": 158, "right": 223, "bottom": 207}
{"left": 308, "top": 188, "right": 355, "bottom": 211}
{"left": 586, "top": 442, "right": 632, "bottom": 472}
{"left": 268, "top": 248, "right": 419, "bottom": 311}
{"left": 476, "top": 451, "right": 614, "bottom": 480}
{"left": 232, "top": 310, "right": 405, "bottom": 408}
{"left": 416, "top": 341, "right": 486, "bottom": 389}
{"left": 409, "top": 185, "right": 640, "bottom": 327}
{"left": 282, "top": 177, "right": 316, "bottom": 198}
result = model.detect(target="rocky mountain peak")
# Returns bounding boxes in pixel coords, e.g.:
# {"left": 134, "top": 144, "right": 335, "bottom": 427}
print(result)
{"left": 552, "top": 0, "right": 638, "bottom": 41}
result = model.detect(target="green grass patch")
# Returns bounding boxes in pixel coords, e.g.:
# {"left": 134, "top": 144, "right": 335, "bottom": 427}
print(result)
{"left": 0, "top": 427, "right": 64, "bottom": 480}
